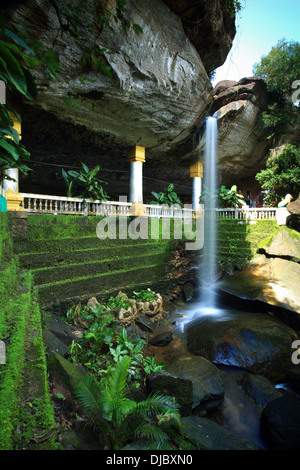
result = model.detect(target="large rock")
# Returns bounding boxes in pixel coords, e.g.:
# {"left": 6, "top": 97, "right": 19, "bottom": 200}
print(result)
{"left": 210, "top": 77, "right": 271, "bottom": 185}
{"left": 163, "top": 0, "right": 236, "bottom": 73}
{"left": 185, "top": 310, "right": 300, "bottom": 383}
{"left": 172, "top": 416, "right": 260, "bottom": 450}
{"left": 9, "top": 0, "right": 212, "bottom": 153}
{"left": 219, "top": 228, "right": 300, "bottom": 327}
{"left": 260, "top": 394, "right": 300, "bottom": 450}
{"left": 261, "top": 227, "right": 300, "bottom": 262}
{"left": 146, "top": 372, "right": 193, "bottom": 416}
{"left": 287, "top": 199, "right": 300, "bottom": 232}
{"left": 6, "top": 0, "right": 239, "bottom": 199}
{"left": 165, "top": 354, "right": 224, "bottom": 410}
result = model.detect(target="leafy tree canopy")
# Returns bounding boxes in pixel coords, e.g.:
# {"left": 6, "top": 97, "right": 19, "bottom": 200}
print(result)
{"left": 253, "top": 39, "right": 300, "bottom": 140}
{"left": 255, "top": 144, "right": 300, "bottom": 206}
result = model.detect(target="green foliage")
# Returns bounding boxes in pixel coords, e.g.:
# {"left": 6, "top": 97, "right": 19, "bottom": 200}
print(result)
{"left": 60, "top": 162, "right": 109, "bottom": 201}
{"left": 226, "top": 0, "right": 244, "bottom": 15}
{"left": 132, "top": 289, "right": 157, "bottom": 303}
{"left": 200, "top": 184, "right": 244, "bottom": 208}
{"left": 66, "top": 294, "right": 165, "bottom": 384}
{"left": 0, "top": 14, "right": 37, "bottom": 182}
{"left": 253, "top": 39, "right": 300, "bottom": 139}
{"left": 255, "top": 144, "right": 300, "bottom": 206}
{"left": 73, "top": 356, "right": 181, "bottom": 449}
{"left": 218, "top": 185, "right": 245, "bottom": 208}
{"left": 150, "top": 184, "right": 183, "bottom": 207}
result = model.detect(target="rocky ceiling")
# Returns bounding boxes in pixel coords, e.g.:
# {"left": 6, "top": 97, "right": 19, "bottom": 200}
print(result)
{"left": 6, "top": 0, "right": 271, "bottom": 201}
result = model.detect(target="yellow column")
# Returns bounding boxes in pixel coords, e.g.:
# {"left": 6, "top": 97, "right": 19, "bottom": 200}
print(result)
{"left": 127, "top": 145, "right": 146, "bottom": 216}
{"left": 4, "top": 114, "right": 24, "bottom": 211}
{"left": 190, "top": 162, "right": 203, "bottom": 217}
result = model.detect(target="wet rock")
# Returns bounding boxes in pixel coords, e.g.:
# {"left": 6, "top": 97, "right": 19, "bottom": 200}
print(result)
{"left": 150, "top": 331, "right": 173, "bottom": 346}
{"left": 47, "top": 351, "right": 86, "bottom": 392}
{"left": 43, "top": 312, "right": 80, "bottom": 356}
{"left": 237, "top": 372, "right": 283, "bottom": 408}
{"left": 182, "top": 281, "right": 196, "bottom": 302}
{"left": 146, "top": 372, "right": 193, "bottom": 416}
{"left": 186, "top": 311, "right": 300, "bottom": 383}
{"left": 135, "top": 313, "right": 156, "bottom": 333}
{"left": 165, "top": 355, "right": 224, "bottom": 410}
{"left": 173, "top": 416, "right": 261, "bottom": 450}
{"left": 260, "top": 394, "right": 300, "bottom": 450}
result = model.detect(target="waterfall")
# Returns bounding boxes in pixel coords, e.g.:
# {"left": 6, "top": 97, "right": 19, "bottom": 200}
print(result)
{"left": 199, "top": 116, "right": 218, "bottom": 311}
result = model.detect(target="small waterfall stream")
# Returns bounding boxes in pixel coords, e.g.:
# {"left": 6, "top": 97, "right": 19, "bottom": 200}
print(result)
{"left": 199, "top": 116, "right": 218, "bottom": 311}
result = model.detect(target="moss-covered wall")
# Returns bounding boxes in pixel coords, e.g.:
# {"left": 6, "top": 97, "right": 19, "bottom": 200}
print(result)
{"left": 13, "top": 215, "right": 280, "bottom": 308}
{"left": 15, "top": 214, "right": 185, "bottom": 308}
{"left": 0, "top": 213, "right": 57, "bottom": 450}
{"left": 215, "top": 219, "right": 278, "bottom": 272}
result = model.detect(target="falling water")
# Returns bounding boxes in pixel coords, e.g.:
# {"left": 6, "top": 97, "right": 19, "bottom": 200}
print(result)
{"left": 199, "top": 116, "right": 218, "bottom": 311}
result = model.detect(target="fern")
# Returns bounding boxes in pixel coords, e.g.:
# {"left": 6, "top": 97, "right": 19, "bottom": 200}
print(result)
{"left": 72, "top": 356, "right": 181, "bottom": 449}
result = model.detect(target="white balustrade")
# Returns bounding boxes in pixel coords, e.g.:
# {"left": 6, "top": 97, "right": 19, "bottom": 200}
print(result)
{"left": 19, "top": 193, "right": 279, "bottom": 220}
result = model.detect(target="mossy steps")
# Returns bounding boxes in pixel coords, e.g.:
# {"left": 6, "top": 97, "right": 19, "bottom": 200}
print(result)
{"left": 15, "top": 215, "right": 178, "bottom": 306}
{"left": 0, "top": 213, "right": 56, "bottom": 450}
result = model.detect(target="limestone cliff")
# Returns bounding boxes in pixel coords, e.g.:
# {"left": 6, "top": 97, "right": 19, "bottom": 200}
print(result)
{"left": 5, "top": 0, "right": 239, "bottom": 198}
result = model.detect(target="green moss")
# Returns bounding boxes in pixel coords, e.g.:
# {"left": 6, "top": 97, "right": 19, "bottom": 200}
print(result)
{"left": 0, "top": 291, "right": 29, "bottom": 449}
{"left": 215, "top": 219, "right": 279, "bottom": 272}
{"left": 38, "top": 262, "right": 170, "bottom": 305}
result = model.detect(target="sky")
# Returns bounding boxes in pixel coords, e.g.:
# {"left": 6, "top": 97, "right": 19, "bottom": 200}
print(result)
{"left": 212, "top": 0, "right": 300, "bottom": 85}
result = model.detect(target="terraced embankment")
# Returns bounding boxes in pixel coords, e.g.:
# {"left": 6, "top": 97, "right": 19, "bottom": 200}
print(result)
{"left": 14, "top": 215, "right": 181, "bottom": 309}
{"left": 0, "top": 213, "right": 57, "bottom": 450}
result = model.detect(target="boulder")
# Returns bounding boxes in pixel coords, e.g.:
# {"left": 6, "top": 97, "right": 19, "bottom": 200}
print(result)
{"left": 287, "top": 199, "right": 300, "bottom": 216}
{"left": 219, "top": 228, "right": 300, "bottom": 327}
{"left": 146, "top": 372, "right": 193, "bottom": 416}
{"left": 185, "top": 310, "right": 300, "bottom": 383}
{"left": 260, "top": 394, "right": 300, "bottom": 450}
{"left": 172, "top": 416, "right": 260, "bottom": 450}
{"left": 149, "top": 331, "right": 173, "bottom": 346}
{"left": 286, "top": 199, "right": 300, "bottom": 232}
{"left": 237, "top": 373, "right": 283, "bottom": 409}
{"left": 261, "top": 227, "right": 300, "bottom": 262}
{"left": 165, "top": 355, "right": 224, "bottom": 410}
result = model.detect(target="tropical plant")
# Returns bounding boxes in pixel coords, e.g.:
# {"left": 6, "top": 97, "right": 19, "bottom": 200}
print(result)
{"left": 150, "top": 183, "right": 183, "bottom": 207}
{"left": 200, "top": 184, "right": 244, "bottom": 208}
{"left": 60, "top": 168, "right": 80, "bottom": 197}
{"left": 255, "top": 144, "right": 300, "bottom": 206}
{"left": 218, "top": 185, "right": 245, "bottom": 208}
{"left": 73, "top": 356, "right": 181, "bottom": 449}
{"left": 60, "top": 162, "right": 109, "bottom": 200}
{"left": 0, "top": 13, "right": 38, "bottom": 183}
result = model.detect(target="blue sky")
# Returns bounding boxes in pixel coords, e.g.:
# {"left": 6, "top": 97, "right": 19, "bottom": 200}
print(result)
{"left": 212, "top": 0, "right": 300, "bottom": 85}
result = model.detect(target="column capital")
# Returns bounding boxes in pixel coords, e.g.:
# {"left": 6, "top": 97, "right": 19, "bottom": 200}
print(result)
{"left": 6, "top": 189, "right": 24, "bottom": 211}
{"left": 190, "top": 162, "right": 203, "bottom": 178}
{"left": 127, "top": 145, "right": 146, "bottom": 163}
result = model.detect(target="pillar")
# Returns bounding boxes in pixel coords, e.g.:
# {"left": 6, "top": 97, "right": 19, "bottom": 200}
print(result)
{"left": 3, "top": 114, "right": 24, "bottom": 211}
{"left": 128, "top": 145, "right": 146, "bottom": 216}
{"left": 190, "top": 162, "right": 203, "bottom": 211}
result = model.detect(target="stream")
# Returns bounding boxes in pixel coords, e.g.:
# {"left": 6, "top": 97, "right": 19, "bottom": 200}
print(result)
{"left": 146, "top": 297, "right": 292, "bottom": 450}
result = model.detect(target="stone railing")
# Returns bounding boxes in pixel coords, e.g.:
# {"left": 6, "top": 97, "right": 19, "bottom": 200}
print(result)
{"left": 204, "top": 207, "right": 278, "bottom": 220}
{"left": 19, "top": 193, "right": 194, "bottom": 218}
{"left": 19, "top": 192, "right": 280, "bottom": 221}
